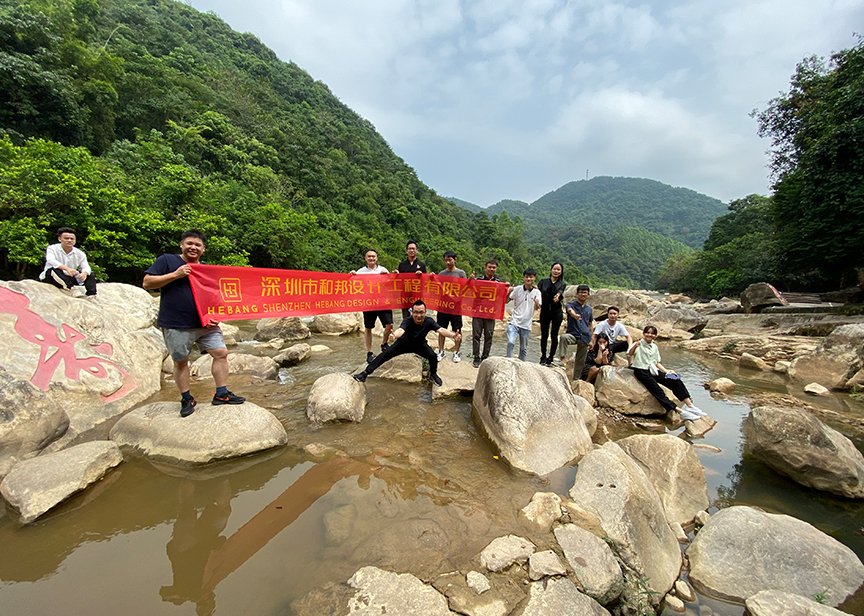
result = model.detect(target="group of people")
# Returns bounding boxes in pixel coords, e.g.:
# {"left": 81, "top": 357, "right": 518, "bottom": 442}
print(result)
{"left": 38, "top": 229, "right": 704, "bottom": 420}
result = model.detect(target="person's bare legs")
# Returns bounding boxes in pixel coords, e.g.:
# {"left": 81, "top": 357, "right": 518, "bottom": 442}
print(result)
{"left": 208, "top": 347, "right": 229, "bottom": 388}
{"left": 382, "top": 324, "right": 393, "bottom": 347}
{"left": 174, "top": 358, "right": 191, "bottom": 392}
{"left": 364, "top": 328, "right": 373, "bottom": 353}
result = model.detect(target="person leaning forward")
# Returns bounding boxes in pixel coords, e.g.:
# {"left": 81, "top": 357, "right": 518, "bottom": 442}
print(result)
{"left": 39, "top": 227, "right": 97, "bottom": 297}
{"left": 143, "top": 230, "right": 245, "bottom": 418}
{"left": 351, "top": 248, "right": 393, "bottom": 363}
{"left": 559, "top": 284, "right": 593, "bottom": 381}
{"left": 397, "top": 240, "right": 426, "bottom": 321}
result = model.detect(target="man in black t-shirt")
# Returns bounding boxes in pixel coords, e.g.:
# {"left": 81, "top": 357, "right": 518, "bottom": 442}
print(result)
{"left": 352, "top": 300, "right": 461, "bottom": 386}
{"left": 396, "top": 240, "right": 426, "bottom": 321}
{"left": 144, "top": 230, "right": 245, "bottom": 418}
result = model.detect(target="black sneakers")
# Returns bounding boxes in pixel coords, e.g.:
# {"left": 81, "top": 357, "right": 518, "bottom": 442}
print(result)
{"left": 180, "top": 397, "right": 196, "bottom": 417}
{"left": 352, "top": 372, "right": 367, "bottom": 382}
{"left": 472, "top": 357, "right": 481, "bottom": 368}
{"left": 212, "top": 391, "right": 245, "bottom": 405}
{"left": 381, "top": 343, "right": 390, "bottom": 352}
{"left": 431, "top": 374, "right": 442, "bottom": 386}
{"left": 366, "top": 351, "right": 375, "bottom": 363}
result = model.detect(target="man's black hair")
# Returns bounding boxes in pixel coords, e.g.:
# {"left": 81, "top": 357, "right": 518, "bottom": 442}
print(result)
{"left": 181, "top": 229, "right": 207, "bottom": 244}
{"left": 406, "top": 240, "right": 418, "bottom": 249}
{"left": 413, "top": 299, "right": 426, "bottom": 308}
{"left": 576, "top": 284, "right": 590, "bottom": 292}
{"left": 443, "top": 250, "right": 457, "bottom": 259}
{"left": 485, "top": 259, "right": 498, "bottom": 266}
{"left": 523, "top": 268, "right": 537, "bottom": 276}
{"left": 364, "top": 248, "right": 377, "bottom": 256}
{"left": 57, "top": 227, "right": 76, "bottom": 238}
{"left": 608, "top": 305, "right": 620, "bottom": 313}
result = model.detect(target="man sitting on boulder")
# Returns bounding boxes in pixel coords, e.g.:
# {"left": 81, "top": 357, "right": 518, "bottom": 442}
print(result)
{"left": 39, "top": 227, "right": 97, "bottom": 297}
{"left": 352, "top": 300, "right": 461, "bottom": 386}
{"left": 590, "top": 305, "right": 632, "bottom": 358}
{"left": 143, "top": 230, "right": 245, "bottom": 417}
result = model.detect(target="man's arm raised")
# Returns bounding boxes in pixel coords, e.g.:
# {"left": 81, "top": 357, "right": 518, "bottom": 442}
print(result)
{"left": 143, "top": 263, "right": 192, "bottom": 290}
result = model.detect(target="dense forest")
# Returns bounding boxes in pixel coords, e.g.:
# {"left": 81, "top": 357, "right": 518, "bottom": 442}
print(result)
{"left": 0, "top": 0, "right": 592, "bottom": 286}
{"left": 658, "top": 39, "right": 864, "bottom": 297}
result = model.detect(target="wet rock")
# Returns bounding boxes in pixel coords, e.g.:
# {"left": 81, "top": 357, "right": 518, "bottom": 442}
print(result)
{"left": 0, "top": 441, "right": 122, "bottom": 523}
{"left": 706, "top": 377, "right": 736, "bottom": 394}
{"left": 191, "top": 352, "right": 278, "bottom": 380}
{"left": 644, "top": 307, "right": 708, "bottom": 336}
{"left": 745, "top": 589, "right": 849, "bottom": 616}
{"left": 695, "top": 510, "right": 711, "bottom": 526}
{"left": 741, "top": 282, "right": 787, "bottom": 313}
{"left": 520, "top": 577, "right": 610, "bottom": 616}
{"left": 480, "top": 534, "right": 535, "bottom": 572}
{"left": 346, "top": 566, "right": 453, "bottom": 616}
{"left": 366, "top": 353, "right": 423, "bottom": 383}
{"left": 740, "top": 352, "right": 771, "bottom": 371}
{"left": 744, "top": 406, "right": 864, "bottom": 498}
{"left": 568, "top": 442, "right": 681, "bottom": 605}
{"left": 664, "top": 594, "right": 686, "bottom": 612}
{"left": 518, "top": 492, "right": 563, "bottom": 532}
{"left": 684, "top": 415, "right": 717, "bottom": 438}
{"left": 109, "top": 401, "right": 287, "bottom": 464}
{"left": 432, "top": 359, "right": 479, "bottom": 399}
{"left": 789, "top": 324, "right": 864, "bottom": 390}
{"left": 472, "top": 358, "right": 592, "bottom": 475}
{"left": 805, "top": 382, "right": 831, "bottom": 396}
{"left": 571, "top": 379, "right": 596, "bottom": 407}
{"left": 307, "top": 373, "right": 366, "bottom": 424}
{"left": 309, "top": 344, "right": 333, "bottom": 356}
{"left": 594, "top": 366, "right": 674, "bottom": 416}
{"left": 254, "top": 316, "right": 310, "bottom": 341}
{"left": 675, "top": 580, "right": 695, "bottom": 602}
{"left": 323, "top": 504, "right": 355, "bottom": 546}
{"left": 687, "top": 506, "right": 864, "bottom": 606}
{"left": 351, "top": 518, "right": 450, "bottom": 577}
{"left": 273, "top": 343, "right": 311, "bottom": 366}
{"left": 251, "top": 337, "right": 284, "bottom": 350}
{"left": 432, "top": 571, "right": 519, "bottom": 616}
{"left": 617, "top": 434, "right": 709, "bottom": 526}
{"left": 529, "top": 550, "right": 567, "bottom": 580}
{"left": 554, "top": 524, "right": 623, "bottom": 605}
{"left": 309, "top": 312, "right": 361, "bottom": 335}
{"left": 291, "top": 582, "right": 355, "bottom": 616}
{"left": 466, "top": 571, "right": 491, "bottom": 594}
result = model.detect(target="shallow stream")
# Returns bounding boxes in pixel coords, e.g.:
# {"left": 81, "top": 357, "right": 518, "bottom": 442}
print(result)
{"left": 2, "top": 327, "right": 863, "bottom": 616}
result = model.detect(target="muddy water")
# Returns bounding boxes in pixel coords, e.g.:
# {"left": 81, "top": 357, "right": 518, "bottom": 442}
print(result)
{"left": 1, "top": 327, "right": 863, "bottom": 616}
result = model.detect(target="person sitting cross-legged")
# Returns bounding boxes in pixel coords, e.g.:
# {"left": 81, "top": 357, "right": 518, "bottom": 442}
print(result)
{"left": 353, "top": 300, "right": 461, "bottom": 386}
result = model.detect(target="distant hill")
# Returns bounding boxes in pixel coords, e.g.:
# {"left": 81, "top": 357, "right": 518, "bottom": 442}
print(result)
{"left": 446, "top": 197, "right": 483, "bottom": 213}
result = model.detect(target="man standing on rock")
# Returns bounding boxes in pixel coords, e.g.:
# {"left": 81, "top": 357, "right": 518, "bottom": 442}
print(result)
{"left": 559, "top": 285, "right": 593, "bottom": 380}
{"left": 397, "top": 240, "right": 426, "bottom": 321}
{"left": 505, "top": 268, "right": 541, "bottom": 361}
{"left": 39, "top": 227, "right": 97, "bottom": 297}
{"left": 143, "top": 230, "right": 245, "bottom": 417}
{"left": 436, "top": 250, "right": 467, "bottom": 363}
{"left": 351, "top": 249, "right": 393, "bottom": 363}
{"left": 353, "top": 300, "right": 461, "bottom": 386}
{"left": 470, "top": 259, "right": 502, "bottom": 368}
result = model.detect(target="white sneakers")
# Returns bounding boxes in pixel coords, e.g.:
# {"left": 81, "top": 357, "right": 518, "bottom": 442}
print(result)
{"left": 436, "top": 350, "right": 446, "bottom": 361}
{"left": 435, "top": 350, "right": 462, "bottom": 363}
{"left": 452, "top": 351, "right": 462, "bottom": 363}
{"left": 679, "top": 404, "right": 707, "bottom": 422}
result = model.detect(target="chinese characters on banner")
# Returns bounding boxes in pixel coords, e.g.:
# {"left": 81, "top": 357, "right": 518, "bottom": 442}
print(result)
{"left": 188, "top": 265, "right": 507, "bottom": 325}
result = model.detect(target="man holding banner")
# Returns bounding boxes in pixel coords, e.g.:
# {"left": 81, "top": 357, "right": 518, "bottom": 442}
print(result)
{"left": 144, "top": 230, "right": 245, "bottom": 418}
{"left": 350, "top": 249, "right": 393, "bottom": 363}
{"left": 352, "top": 300, "right": 461, "bottom": 386}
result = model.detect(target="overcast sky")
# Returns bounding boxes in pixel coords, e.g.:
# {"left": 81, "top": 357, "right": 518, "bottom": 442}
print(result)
{"left": 188, "top": 0, "right": 862, "bottom": 207}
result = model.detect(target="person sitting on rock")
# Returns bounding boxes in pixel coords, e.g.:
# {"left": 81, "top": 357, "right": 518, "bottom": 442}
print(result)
{"left": 590, "top": 305, "right": 632, "bottom": 359}
{"left": 39, "top": 227, "right": 97, "bottom": 297}
{"left": 582, "top": 333, "right": 611, "bottom": 383}
{"left": 353, "top": 300, "right": 461, "bottom": 386}
{"left": 628, "top": 325, "right": 706, "bottom": 421}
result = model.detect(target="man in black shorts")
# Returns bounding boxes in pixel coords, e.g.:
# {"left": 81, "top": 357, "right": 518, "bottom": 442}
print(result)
{"left": 397, "top": 240, "right": 426, "bottom": 321}
{"left": 350, "top": 249, "right": 393, "bottom": 362}
{"left": 436, "top": 250, "right": 467, "bottom": 363}
{"left": 352, "top": 300, "right": 461, "bottom": 386}
{"left": 143, "top": 230, "right": 245, "bottom": 417}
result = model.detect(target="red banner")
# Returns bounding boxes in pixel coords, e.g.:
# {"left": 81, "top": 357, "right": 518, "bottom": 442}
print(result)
{"left": 188, "top": 265, "right": 507, "bottom": 326}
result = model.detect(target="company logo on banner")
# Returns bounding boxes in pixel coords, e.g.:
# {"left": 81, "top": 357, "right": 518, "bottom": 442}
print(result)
{"left": 188, "top": 265, "right": 507, "bottom": 325}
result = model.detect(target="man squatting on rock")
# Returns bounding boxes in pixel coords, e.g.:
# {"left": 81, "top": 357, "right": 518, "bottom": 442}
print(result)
{"left": 39, "top": 227, "right": 97, "bottom": 297}
{"left": 351, "top": 249, "right": 393, "bottom": 363}
{"left": 353, "top": 300, "right": 461, "bottom": 386}
{"left": 143, "top": 230, "right": 245, "bottom": 417}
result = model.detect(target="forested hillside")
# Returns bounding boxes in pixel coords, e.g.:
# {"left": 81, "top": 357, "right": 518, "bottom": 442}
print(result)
{"left": 0, "top": 0, "right": 583, "bottom": 285}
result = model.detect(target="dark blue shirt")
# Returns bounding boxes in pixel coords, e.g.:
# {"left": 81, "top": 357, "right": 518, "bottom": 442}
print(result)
{"left": 145, "top": 254, "right": 202, "bottom": 329}
{"left": 564, "top": 300, "right": 593, "bottom": 343}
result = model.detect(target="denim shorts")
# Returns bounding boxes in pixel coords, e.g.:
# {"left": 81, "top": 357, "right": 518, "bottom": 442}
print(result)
{"left": 163, "top": 327, "right": 225, "bottom": 361}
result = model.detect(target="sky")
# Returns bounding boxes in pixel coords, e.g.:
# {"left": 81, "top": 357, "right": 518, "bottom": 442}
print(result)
{"left": 187, "top": 0, "right": 863, "bottom": 207}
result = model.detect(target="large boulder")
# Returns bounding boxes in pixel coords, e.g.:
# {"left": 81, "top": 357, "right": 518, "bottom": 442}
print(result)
{"left": 568, "top": 441, "right": 682, "bottom": 604}
{"left": 346, "top": 566, "right": 453, "bottom": 616}
{"left": 472, "top": 358, "right": 592, "bottom": 475}
{"left": 789, "top": 324, "right": 864, "bottom": 390}
{"left": 741, "top": 282, "right": 788, "bottom": 313}
{"left": 191, "top": 352, "right": 279, "bottom": 380}
{"left": 687, "top": 506, "right": 864, "bottom": 606}
{"left": 644, "top": 307, "right": 708, "bottom": 335}
{"left": 0, "top": 280, "right": 163, "bottom": 437}
{"left": 682, "top": 334, "right": 818, "bottom": 364}
{"left": 306, "top": 373, "right": 366, "bottom": 423}
{"left": 746, "top": 590, "right": 851, "bottom": 616}
{"left": 577, "top": 288, "right": 649, "bottom": 320}
{"left": 109, "top": 401, "right": 287, "bottom": 464}
{"left": 254, "top": 317, "right": 310, "bottom": 341}
{"left": 617, "top": 434, "right": 709, "bottom": 525}
{"left": 0, "top": 441, "right": 122, "bottom": 523}
{"left": 744, "top": 406, "right": 864, "bottom": 499}
{"left": 594, "top": 366, "right": 672, "bottom": 416}
{"left": 273, "top": 343, "right": 311, "bottom": 366}
{"left": 554, "top": 524, "right": 623, "bottom": 605}
{"left": 366, "top": 353, "right": 424, "bottom": 383}
{"left": 309, "top": 312, "right": 361, "bottom": 335}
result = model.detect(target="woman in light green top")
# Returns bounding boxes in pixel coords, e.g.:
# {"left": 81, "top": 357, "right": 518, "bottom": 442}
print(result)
{"left": 628, "top": 325, "right": 706, "bottom": 421}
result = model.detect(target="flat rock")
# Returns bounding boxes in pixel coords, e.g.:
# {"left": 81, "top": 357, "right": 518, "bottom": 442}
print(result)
{"left": 520, "top": 577, "right": 610, "bottom": 616}
{"left": 0, "top": 441, "right": 122, "bottom": 523}
{"left": 529, "top": 550, "right": 567, "bottom": 580}
{"left": 594, "top": 366, "right": 674, "bottom": 416}
{"left": 191, "top": 352, "right": 278, "bottom": 380}
{"left": 472, "top": 358, "right": 592, "bottom": 475}
{"left": 346, "top": 566, "right": 454, "bottom": 615}
{"left": 617, "top": 434, "right": 709, "bottom": 526}
{"left": 746, "top": 589, "right": 851, "bottom": 616}
{"left": 518, "top": 492, "right": 563, "bottom": 532}
{"left": 706, "top": 377, "right": 736, "bottom": 394}
{"left": 805, "top": 382, "right": 831, "bottom": 396}
{"left": 480, "top": 534, "right": 535, "bottom": 572}
{"left": 684, "top": 415, "right": 717, "bottom": 438}
{"left": 309, "top": 344, "right": 333, "bottom": 355}
{"left": 254, "top": 316, "right": 310, "bottom": 341}
{"left": 554, "top": 523, "right": 623, "bottom": 605}
{"left": 744, "top": 406, "right": 864, "bottom": 498}
{"left": 365, "top": 353, "right": 423, "bottom": 383}
{"left": 273, "top": 343, "right": 311, "bottom": 366}
{"left": 687, "top": 506, "right": 864, "bottom": 606}
{"left": 309, "top": 312, "right": 361, "bottom": 335}
{"left": 109, "top": 400, "right": 287, "bottom": 464}
{"left": 432, "top": 358, "right": 479, "bottom": 399}
{"left": 789, "top": 324, "right": 864, "bottom": 389}
{"left": 432, "top": 571, "right": 519, "bottom": 616}
{"left": 307, "top": 373, "right": 366, "bottom": 423}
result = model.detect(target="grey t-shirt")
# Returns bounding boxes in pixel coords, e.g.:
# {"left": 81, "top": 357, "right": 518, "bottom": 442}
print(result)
{"left": 438, "top": 268, "right": 467, "bottom": 278}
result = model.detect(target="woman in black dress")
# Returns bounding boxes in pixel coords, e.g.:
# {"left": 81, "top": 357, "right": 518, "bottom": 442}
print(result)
{"left": 538, "top": 262, "right": 565, "bottom": 366}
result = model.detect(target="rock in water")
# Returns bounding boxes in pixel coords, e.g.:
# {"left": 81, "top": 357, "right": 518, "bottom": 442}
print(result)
{"left": 594, "top": 366, "right": 674, "bottom": 416}
{"left": 432, "top": 359, "right": 479, "bottom": 399}
{"left": 707, "top": 377, "right": 736, "bottom": 393}
{"left": 520, "top": 577, "right": 610, "bottom": 616}
{"left": 746, "top": 590, "right": 851, "bottom": 616}
{"left": 273, "top": 343, "right": 311, "bottom": 366}
{"left": 687, "top": 506, "right": 864, "bottom": 606}
{"left": 472, "top": 358, "right": 592, "bottom": 475}
{"left": 0, "top": 441, "right": 123, "bottom": 523}
{"left": 309, "top": 312, "right": 361, "bottom": 335}
{"left": 254, "top": 316, "right": 310, "bottom": 341}
{"left": 789, "top": 324, "right": 864, "bottom": 390}
{"left": 568, "top": 442, "right": 681, "bottom": 605}
{"left": 744, "top": 406, "right": 864, "bottom": 498}
{"left": 554, "top": 524, "right": 623, "bottom": 605}
{"left": 109, "top": 401, "right": 287, "bottom": 464}
{"left": 306, "top": 373, "right": 366, "bottom": 423}
{"left": 346, "top": 566, "right": 453, "bottom": 616}
{"left": 617, "top": 434, "right": 709, "bottom": 526}
{"left": 479, "top": 534, "right": 535, "bottom": 572}
{"left": 191, "top": 353, "right": 278, "bottom": 380}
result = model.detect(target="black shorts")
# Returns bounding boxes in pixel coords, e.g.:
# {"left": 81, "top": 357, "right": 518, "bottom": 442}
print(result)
{"left": 363, "top": 310, "right": 394, "bottom": 329}
{"left": 436, "top": 312, "right": 462, "bottom": 332}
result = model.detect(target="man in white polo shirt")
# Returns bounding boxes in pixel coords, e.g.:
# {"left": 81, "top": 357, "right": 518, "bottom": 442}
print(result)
{"left": 505, "top": 268, "right": 542, "bottom": 361}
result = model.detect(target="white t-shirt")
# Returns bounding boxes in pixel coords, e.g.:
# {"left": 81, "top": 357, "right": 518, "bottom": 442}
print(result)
{"left": 594, "top": 320, "right": 629, "bottom": 343}
{"left": 355, "top": 265, "right": 389, "bottom": 275}
{"left": 508, "top": 285, "right": 542, "bottom": 330}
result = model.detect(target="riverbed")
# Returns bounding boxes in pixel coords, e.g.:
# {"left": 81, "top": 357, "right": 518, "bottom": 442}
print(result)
{"left": 1, "top": 327, "right": 863, "bottom": 616}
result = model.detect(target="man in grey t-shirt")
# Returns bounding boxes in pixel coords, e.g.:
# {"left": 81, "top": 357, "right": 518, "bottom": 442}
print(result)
{"left": 436, "top": 250, "right": 467, "bottom": 363}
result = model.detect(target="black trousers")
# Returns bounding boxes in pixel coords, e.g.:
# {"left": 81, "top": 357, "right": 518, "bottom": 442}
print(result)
{"left": 472, "top": 317, "right": 495, "bottom": 359}
{"left": 364, "top": 338, "right": 438, "bottom": 377}
{"left": 539, "top": 310, "right": 563, "bottom": 359}
{"left": 42, "top": 268, "right": 97, "bottom": 295}
{"left": 632, "top": 367, "right": 691, "bottom": 411}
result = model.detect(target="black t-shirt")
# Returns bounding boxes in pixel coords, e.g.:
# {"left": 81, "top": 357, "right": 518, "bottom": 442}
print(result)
{"left": 145, "top": 254, "right": 202, "bottom": 329}
{"left": 398, "top": 316, "right": 440, "bottom": 344}
{"left": 538, "top": 278, "right": 565, "bottom": 314}
{"left": 397, "top": 258, "right": 427, "bottom": 274}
